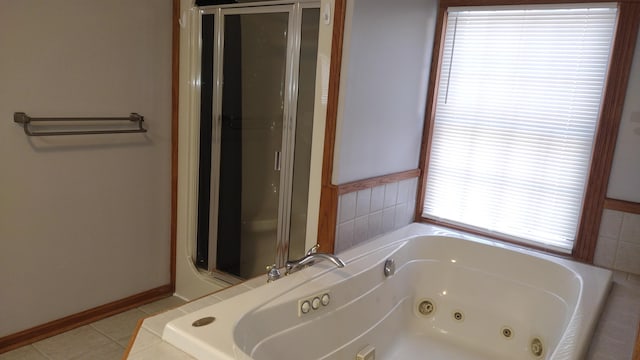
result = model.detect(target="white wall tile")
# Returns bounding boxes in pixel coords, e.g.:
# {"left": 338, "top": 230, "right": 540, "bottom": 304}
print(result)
{"left": 594, "top": 236, "right": 618, "bottom": 269}
{"left": 335, "top": 177, "right": 420, "bottom": 252}
{"left": 368, "top": 211, "right": 383, "bottom": 239}
{"left": 370, "top": 185, "right": 385, "bottom": 212}
{"left": 338, "top": 192, "right": 357, "bottom": 223}
{"left": 620, "top": 212, "right": 640, "bottom": 244}
{"left": 409, "top": 201, "right": 417, "bottom": 222}
{"left": 336, "top": 220, "right": 355, "bottom": 253}
{"left": 382, "top": 207, "right": 396, "bottom": 234}
{"left": 394, "top": 204, "right": 408, "bottom": 228}
{"left": 410, "top": 177, "right": 419, "bottom": 193}
{"left": 614, "top": 241, "right": 640, "bottom": 275}
{"left": 383, "top": 182, "right": 398, "bottom": 209}
{"left": 405, "top": 203, "right": 414, "bottom": 227}
{"left": 599, "top": 210, "right": 624, "bottom": 238}
{"left": 408, "top": 181, "right": 418, "bottom": 217}
{"left": 397, "top": 179, "right": 411, "bottom": 204}
{"left": 356, "top": 189, "right": 372, "bottom": 217}
{"left": 354, "top": 216, "right": 369, "bottom": 245}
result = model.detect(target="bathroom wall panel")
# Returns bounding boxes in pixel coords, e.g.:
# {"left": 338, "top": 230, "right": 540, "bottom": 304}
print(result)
{"left": 0, "top": 0, "right": 172, "bottom": 337}
{"left": 332, "top": 0, "right": 438, "bottom": 185}
{"left": 608, "top": 34, "right": 640, "bottom": 203}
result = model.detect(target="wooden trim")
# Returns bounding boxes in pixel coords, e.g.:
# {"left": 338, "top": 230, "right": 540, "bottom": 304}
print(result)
{"left": 634, "top": 321, "right": 640, "bottom": 360}
{"left": 170, "top": 0, "right": 179, "bottom": 293}
{"left": 417, "top": 0, "right": 640, "bottom": 262}
{"left": 574, "top": 2, "right": 640, "bottom": 262}
{"left": 123, "top": 318, "right": 145, "bottom": 359}
{"left": 0, "top": 285, "right": 173, "bottom": 354}
{"left": 317, "top": 0, "right": 346, "bottom": 255}
{"left": 604, "top": 198, "right": 640, "bottom": 214}
{"left": 318, "top": 186, "right": 338, "bottom": 253}
{"left": 338, "top": 169, "right": 421, "bottom": 195}
{"left": 416, "top": 5, "right": 447, "bottom": 221}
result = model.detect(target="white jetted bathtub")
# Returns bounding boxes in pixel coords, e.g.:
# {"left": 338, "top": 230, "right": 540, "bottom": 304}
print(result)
{"left": 164, "top": 223, "right": 612, "bottom": 359}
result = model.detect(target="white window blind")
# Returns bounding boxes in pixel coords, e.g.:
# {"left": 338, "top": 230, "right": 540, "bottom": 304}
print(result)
{"left": 423, "top": 4, "right": 617, "bottom": 252}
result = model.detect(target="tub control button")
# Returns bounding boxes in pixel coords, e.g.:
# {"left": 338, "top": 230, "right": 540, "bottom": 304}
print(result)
{"left": 298, "top": 290, "right": 331, "bottom": 317}
{"left": 321, "top": 293, "right": 330, "bottom": 306}
{"left": 301, "top": 300, "right": 311, "bottom": 314}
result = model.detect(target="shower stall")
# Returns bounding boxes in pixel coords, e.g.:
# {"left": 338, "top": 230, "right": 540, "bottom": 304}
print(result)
{"left": 195, "top": 1, "right": 321, "bottom": 280}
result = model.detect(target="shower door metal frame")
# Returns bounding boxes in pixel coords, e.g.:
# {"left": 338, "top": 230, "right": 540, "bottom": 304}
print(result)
{"left": 279, "top": 1, "right": 321, "bottom": 265}
{"left": 201, "top": 2, "right": 320, "bottom": 276}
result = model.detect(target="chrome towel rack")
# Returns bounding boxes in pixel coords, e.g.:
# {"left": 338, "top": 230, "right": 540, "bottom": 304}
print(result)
{"left": 13, "top": 112, "right": 147, "bottom": 136}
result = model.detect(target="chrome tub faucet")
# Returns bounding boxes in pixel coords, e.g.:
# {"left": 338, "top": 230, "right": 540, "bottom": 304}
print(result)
{"left": 285, "top": 244, "right": 346, "bottom": 275}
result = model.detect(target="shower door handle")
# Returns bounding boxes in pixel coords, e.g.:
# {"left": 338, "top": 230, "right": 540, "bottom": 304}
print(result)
{"left": 274, "top": 151, "right": 282, "bottom": 171}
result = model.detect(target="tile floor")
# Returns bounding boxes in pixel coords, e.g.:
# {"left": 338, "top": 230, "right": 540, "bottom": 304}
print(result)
{"left": 587, "top": 271, "right": 640, "bottom": 359}
{"left": 0, "top": 296, "right": 186, "bottom": 360}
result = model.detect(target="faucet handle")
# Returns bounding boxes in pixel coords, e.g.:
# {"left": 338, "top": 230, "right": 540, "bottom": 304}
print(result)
{"left": 306, "top": 243, "right": 320, "bottom": 256}
{"left": 266, "top": 264, "right": 281, "bottom": 283}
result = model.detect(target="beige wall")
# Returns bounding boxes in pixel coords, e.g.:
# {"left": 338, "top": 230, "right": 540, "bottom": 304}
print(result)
{"left": 0, "top": 0, "right": 172, "bottom": 337}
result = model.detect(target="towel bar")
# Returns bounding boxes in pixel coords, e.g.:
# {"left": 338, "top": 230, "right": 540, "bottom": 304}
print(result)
{"left": 13, "top": 112, "right": 147, "bottom": 136}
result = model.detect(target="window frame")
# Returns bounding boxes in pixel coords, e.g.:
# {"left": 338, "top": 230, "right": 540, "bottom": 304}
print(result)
{"left": 416, "top": 0, "right": 640, "bottom": 262}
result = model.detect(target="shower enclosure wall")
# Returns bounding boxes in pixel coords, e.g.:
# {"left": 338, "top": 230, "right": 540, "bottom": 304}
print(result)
{"left": 195, "top": 2, "right": 320, "bottom": 280}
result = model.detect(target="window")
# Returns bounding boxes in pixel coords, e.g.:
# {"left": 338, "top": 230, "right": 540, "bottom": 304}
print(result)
{"left": 422, "top": 4, "right": 618, "bottom": 252}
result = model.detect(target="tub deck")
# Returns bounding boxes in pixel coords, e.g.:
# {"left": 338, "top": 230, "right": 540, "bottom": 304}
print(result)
{"left": 125, "top": 224, "right": 640, "bottom": 360}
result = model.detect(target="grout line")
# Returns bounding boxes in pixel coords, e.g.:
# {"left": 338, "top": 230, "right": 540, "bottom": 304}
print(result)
{"left": 617, "top": 211, "right": 625, "bottom": 240}
{"left": 612, "top": 212, "right": 624, "bottom": 268}
{"left": 31, "top": 344, "right": 54, "bottom": 360}
{"left": 137, "top": 307, "right": 155, "bottom": 316}
{"left": 613, "top": 237, "right": 622, "bottom": 270}
{"left": 88, "top": 323, "right": 128, "bottom": 349}
{"left": 365, "top": 187, "right": 372, "bottom": 216}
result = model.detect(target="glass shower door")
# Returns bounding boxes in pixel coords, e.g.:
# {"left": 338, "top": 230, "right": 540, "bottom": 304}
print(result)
{"left": 215, "top": 9, "right": 291, "bottom": 279}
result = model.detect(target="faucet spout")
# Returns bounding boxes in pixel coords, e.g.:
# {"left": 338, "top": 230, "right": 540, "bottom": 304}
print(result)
{"left": 285, "top": 252, "right": 346, "bottom": 275}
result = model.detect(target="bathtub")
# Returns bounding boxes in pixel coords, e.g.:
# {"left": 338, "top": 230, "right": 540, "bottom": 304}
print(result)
{"left": 163, "top": 223, "right": 612, "bottom": 360}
